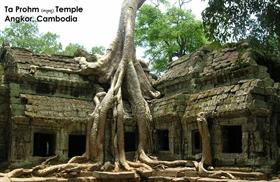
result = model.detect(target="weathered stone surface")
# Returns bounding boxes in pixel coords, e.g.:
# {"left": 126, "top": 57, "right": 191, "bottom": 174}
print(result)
{"left": 0, "top": 47, "right": 98, "bottom": 165}
{"left": 21, "top": 94, "right": 92, "bottom": 121}
{"left": 1, "top": 48, "right": 91, "bottom": 86}
{"left": 152, "top": 44, "right": 280, "bottom": 168}
{"left": 0, "top": 43, "right": 280, "bottom": 176}
{"left": 93, "top": 171, "right": 139, "bottom": 179}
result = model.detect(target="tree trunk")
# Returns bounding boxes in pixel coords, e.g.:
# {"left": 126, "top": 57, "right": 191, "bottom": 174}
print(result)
{"left": 74, "top": 0, "right": 191, "bottom": 170}
{"left": 76, "top": 0, "right": 159, "bottom": 170}
{"left": 196, "top": 112, "right": 212, "bottom": 172}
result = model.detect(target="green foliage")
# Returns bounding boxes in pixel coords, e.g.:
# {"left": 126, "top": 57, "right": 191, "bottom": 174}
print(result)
{"left": 63, "top": 43, "right": 86, "bottom": 56}
{"left": 136, "top": 4, "right": 207, "bottom": 73}
{"left": 91, "top": 46, "right": 105, "bottom": 56}
{"left": 0, "top": 22, "right": 105, "bottom": 57}
{"left": 0, "top": 22, "right": 62, "bottom": 54}
{"left": 0, "top": 22, "right": 39, "bottom": 49}
{"left": 36, "top": 32, "right": 62, "bottom": 55}
{"left": 202, "top": 0, "right": 280, "bottom": 56}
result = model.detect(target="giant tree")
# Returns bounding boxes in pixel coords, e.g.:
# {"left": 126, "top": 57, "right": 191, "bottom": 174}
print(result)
{"left": 74, "top": 0, "right": 191, "bottom": 170}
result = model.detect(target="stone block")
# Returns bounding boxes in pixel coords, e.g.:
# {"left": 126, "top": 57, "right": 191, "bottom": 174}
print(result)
{"left": 11, "top": 104, "right": 25, "bottom": 116}
{"left": 9, "top": 83, "right": 20, "bottom": 97}
{"left": 93, "top": 171, "right": 138, "bottom": 179}
{"left": 10, "top": 97, "right": 21, "bottom": 104}
{"left": 253, "top": 99, "right": 268, "bottom": 109}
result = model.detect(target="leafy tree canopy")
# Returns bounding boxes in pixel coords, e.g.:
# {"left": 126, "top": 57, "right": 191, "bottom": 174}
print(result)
{"left": 136, "top": 2, "right": 207, "bottom": 73}
{"left": 0, "top": 22, "right": 62, "bottom": 55}
{"left": 202, "top": 0, "right": 280, "bottom": 55}
{"left": 91, "top": 46, "right": 105, "bottom": 56}
{"left": 63, "top": 43, "right": 86, "bottom": 56}
{"left": 0, "top": 22, "right": 106, "bottom": 57}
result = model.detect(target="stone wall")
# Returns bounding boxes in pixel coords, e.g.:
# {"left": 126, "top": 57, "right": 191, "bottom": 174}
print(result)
{"left": 9, "top": 84, "right": 94, "bottom": 165}
{"left": 1, "top": 44, "right": 279, "bottom": 169}
{"left": 0, "top": 62, "right": 9, "bottom": 163}
{"left": 0, "top": 84, "right": 9, "bottom": 162}
{"left": 152, "top": 44, "right": 280, "bottom": 167}
{"left": 0, "top": 47, "right": 99, "bottom": 165}
{"left": 151, "top": 93, "right": 188, "bottom": 159}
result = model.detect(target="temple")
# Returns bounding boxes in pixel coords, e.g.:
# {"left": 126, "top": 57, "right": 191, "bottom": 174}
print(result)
{"left": 0, "top": 43, "right": 279, "bottom": 173}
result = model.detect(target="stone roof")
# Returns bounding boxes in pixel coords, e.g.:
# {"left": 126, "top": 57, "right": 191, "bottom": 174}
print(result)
{"left": 152, "top": 44, "right": 280, "bottom": 120}
{"left": 21, "top": 94, "right": 93, "bottom": 121}
{"left": 155, "top": 45, "right": 261, "bottom": 95}
{"left": 183, "top": 79, "right": 273, "bottom": 119}
{"left": 1, "top": 47, "right": 89, "bottom": 86}
{"left": 155, "top": 48, "right": 209, "bottom": 85}
{"left": 151, "top": 93, "right": 187, "bottom": 120}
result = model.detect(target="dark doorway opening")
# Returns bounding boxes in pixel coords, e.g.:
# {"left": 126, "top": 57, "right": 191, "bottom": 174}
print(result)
{"left": 36, "top": 83, "right": 51, "bottom": 94}
{"left": 124, "top": 132, "right": 137, "bottom": 152}
{"left": 222, "top": 125, "right": 242, "bottom": 153}
{"left": 277, "top": 122, "right": 280, "bottom": 148}
{"left": 33, "top": 133, "right": 56, "bottom": 157}
{"left": 68, "top": 134, "right": 86, "bottom": 158}
{"left": 192, "top": 129, "right": 202, "bottom": 154}
{"left": 70, "top": 88, "right": 80, "bottom": 98}
{"left": 156, "top": 129, "right": 169, "bottom": 151}
{"left": 0, "top": 128, "right": 7, "bottom": 162}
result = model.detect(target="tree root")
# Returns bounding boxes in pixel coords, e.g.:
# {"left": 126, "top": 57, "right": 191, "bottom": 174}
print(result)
{"left": 41, "top": 155, "right": 59, "bottom": 165}
{"left": 193, "top": 161, "right": 236, "bottom": 179}
{"left": 2, "top": 158, "right": 237, "bottom": 180}
{"left": 209, "top": 171, "right": 236, "bottom": 179}
{"left": 127, "top": 161, "right": 152, "bottom": 171}
{"left": 5, "top": 168, "right": 32, "bottom": 178}
{"left": 68, "top": 155, "right": 88, "bottom": 164}
{"left": 138, "top": 149, "right": 193, "bottom": 168}
{"left": 193, "top": 112, "right": 236, "bottom": 179}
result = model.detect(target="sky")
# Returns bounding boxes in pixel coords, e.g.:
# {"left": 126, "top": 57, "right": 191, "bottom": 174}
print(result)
{"left": 0, "top": 0, "right": 208, "bottom": 56}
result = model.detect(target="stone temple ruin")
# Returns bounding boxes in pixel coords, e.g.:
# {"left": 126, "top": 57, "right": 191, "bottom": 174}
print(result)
{"left": 0, "top": 43, "right": 280, "bottom": 179}
{"left": 151, "top": 43, "right": 280, "bottom": 169}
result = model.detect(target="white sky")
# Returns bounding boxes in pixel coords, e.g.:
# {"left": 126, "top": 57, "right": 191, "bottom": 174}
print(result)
{"left": 0, "top": 0, "right": 208, "bottom": 56}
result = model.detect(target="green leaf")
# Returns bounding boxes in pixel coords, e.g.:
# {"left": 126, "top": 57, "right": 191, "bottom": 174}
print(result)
{"left": 136, "top": 3, "right": 208, "bottom": 73}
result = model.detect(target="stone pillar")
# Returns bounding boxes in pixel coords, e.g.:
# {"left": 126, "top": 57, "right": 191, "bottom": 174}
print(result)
{"left": 57, "top": 128, "right": 68, "bottom": 160}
